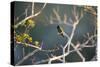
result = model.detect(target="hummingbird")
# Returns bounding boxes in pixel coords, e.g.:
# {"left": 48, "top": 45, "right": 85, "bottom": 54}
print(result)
{"left": 57, "top": 25, "right": 64, "bottom": 37}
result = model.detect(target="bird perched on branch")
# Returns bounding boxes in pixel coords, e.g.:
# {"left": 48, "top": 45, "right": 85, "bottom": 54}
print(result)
{"left": 57, "top": 25, "right": 64, "bottom": 37}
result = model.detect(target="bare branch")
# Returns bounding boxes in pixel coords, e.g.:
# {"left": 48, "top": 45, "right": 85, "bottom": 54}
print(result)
{"left": 32, "top": 1, "right": 34, "bottom": 15}
{"left": 14, "top": 3, "right": 47, "bottom": 29}
{"left": 53, "top": 8, "right": 61, "bottom": 23}
{"left": 16, "top": 49, "right": 39, "bottom": 65}
{"left": 82, "top": 34, "right": 97, "bottom": 45}
{"left": 62, "top": 6, "right": 84, "bottom": 62}
{"left": 63, "top": 14, "right": 67, "bottom": 24}
{"left": 16, "top": 42, "right": 59, "bottom": 52}
{"left": 35, "top": 48, "right": 82, "bottom": 64}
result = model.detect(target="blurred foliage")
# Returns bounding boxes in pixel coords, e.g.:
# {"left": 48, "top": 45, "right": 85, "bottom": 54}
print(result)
{"left": 24, "top": 18, "right": 35, "bottom": 28}
{"left": 15, "top": 33, "right": 33, "bottom": 44}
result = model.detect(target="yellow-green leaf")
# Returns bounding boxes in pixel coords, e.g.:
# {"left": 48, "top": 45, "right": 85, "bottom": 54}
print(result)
{"left": 16, "top": 35, "right": 23, "bottom": 42}
{"left": 25, "top": 19, "right": 35, "bottom": 27}
{"left": 34, "top": 41, "right": 39, "bottom": 46}
{"left": 22, "top": 33, "right": 29, "bottom": 39}
{"left": 28, "top": 37, "right": 33, "bottom": 43}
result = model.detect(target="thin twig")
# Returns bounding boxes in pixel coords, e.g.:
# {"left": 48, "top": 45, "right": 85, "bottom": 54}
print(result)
{"left": 53, "top": 8, "right": 61, "bottom": 23}
{"left": 16, "top": 49, "right": 39, "bottom": 65}
{"left": 14, "top": 3, "right": 47, "bottom": 28}
{"left": 22, "top": 47, "right": 25, "bottom": 57}
{"left": 32, "top": 1, "right": 34, "bottom": 15}
{"left": 35, "top": 48, "right": 82, "bottom": 64}
{"left": 16, "top": 42, "right": 59, "bottom": 52}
